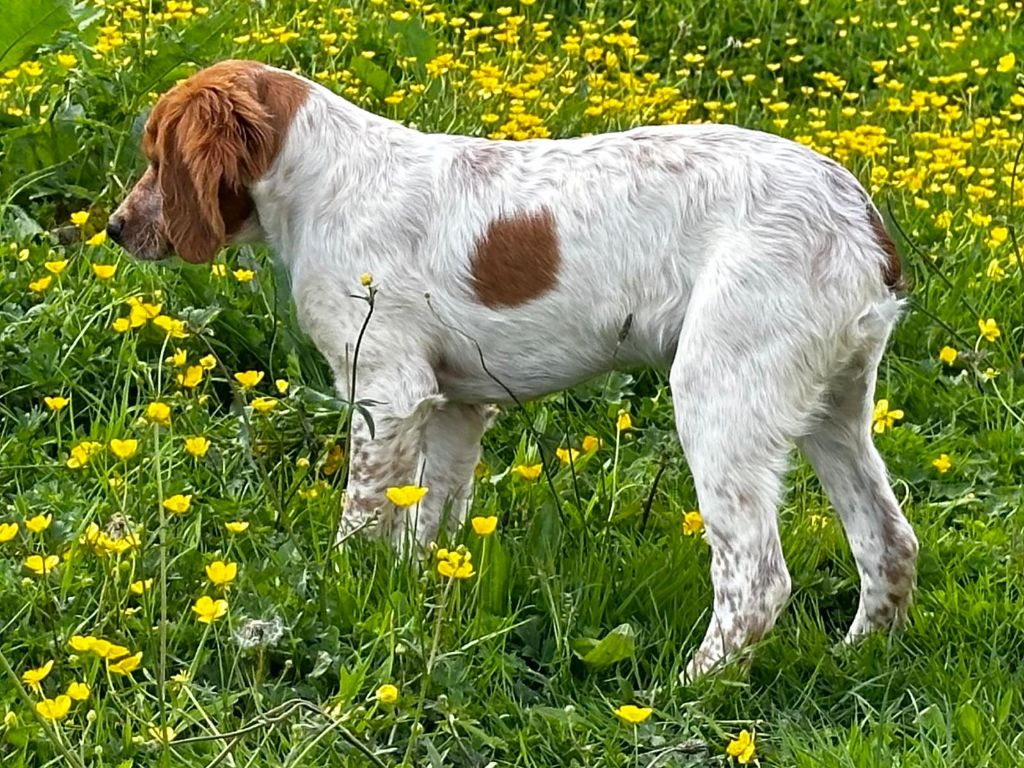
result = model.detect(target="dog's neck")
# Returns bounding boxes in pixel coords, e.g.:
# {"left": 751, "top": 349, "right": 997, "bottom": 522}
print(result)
{"left": 250, "top": 77, "right": 432, "bottom": 274}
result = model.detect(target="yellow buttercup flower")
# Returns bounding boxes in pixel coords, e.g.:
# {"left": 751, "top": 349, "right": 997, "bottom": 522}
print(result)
{"left": 36, "top": 696, "right": 71, "bottom": 721}
{"left": 90, "top": 640, "right": 129, "bottom": 661}
{"left": 0, "top": 522, "right": 18, "bottom": 543}
{"left": 556, "top": 447, "right": 580, "bottom": 465}
{"left": 996, "top": 52, "right": 1016, "bottom": 73}
{"left": 939, "top": 346, "right": 958, "bottom": 366}
{"left": 233, "top": 268, "right": 255, "bottom": 282}
{"left": 44, "top": 396, "right": 69, "bottom": 411}
{"left": 184, "top": 436, "right": 210, "bottom": 457}
{"left": 932, "top": 454, "right": 952, "bottom": 474}
{"left": 70, "top": 211, "right": 89, "bottom": 227}
{"left": 616, "top": 410, "right": 632, "bottom": 432}
{"left": 57, "top": 53, "right": 77, "bottom": 68}
{"left": 178, "top": 365, "right": 204, "bottom": 388}
{"left": 69, "top": 635, "right": 96, "bottom": 653}
{"left": 162, "top": 494, "right": 192, "bottom": 515}
{"left": 581, "top": 435, "right": 601, "bottom": 452}
{"left": 66, "top": 681, "right": 90, "bottom": 701}
{"left": 192, "top": 595, "right": 228, "bottom": 623}
{"left": 359, "top": 272, "right": 373, "bottom": 286}
{"left": 437, "top": 548, "right": 474, "bottom": 579}
{"left": 872, "top": 399, "right": 903, "bottom": 434}
{"left": 108, "top": 651, "right": 143, "bottom": 675}
{"left": 225, "top": 520, "right": 249, "bottom": 533}
{"left": 25, "top": 514, "right": 51, "bottom": 533}
{"left": 44, "top": 260, "right": 68, "bottom": 275}
{"left": 726, "top": 729, "right": 756, "bottom": 764}
{"left": 987, "top": 226, "right": 1009, "bottom": 248}
{"left": 29, "top": 276, "right": 52, "bottom": 293}
{"left": 169, "top": 349, "right": 187, "bottom": 367}
{"left": 127, "top": 298, "right": 161, "bottom": 327}
{"left": 25, "top": 554, "right": 60, "bottom": 575}
{"left": 199, "top": 354, "right": 217, "bottom": 370}
{"left": 86, "top": 231, "right": 107, "bottom": 246}
{"left": 234, "top": 370, "right": 264, "bottom": 389}
{"left": 152, "top": 315, "right": 188, "bottom": 338}
{"left": 512, "top": 463, "right": 542, "bottom": 481}
{"left": 148, "top": 724, "right": 177, "bottom": 743}
{"left": 978, "top": 318, "right": 1000, "bottom": 342}
{"left": 614, "top": 704, "right": 652, "bottom": 724}
{"left": 322, "top": 444, "right": 344, "bottom": 475}
{"left": 682, "top": 511, "right": 704, "bottom": 537}
{"left": 109, "top": 438, "right": 138, "bottom": 460}
{"left": 275, "top": 378, "right": 290, "bottom": 394}
{"left": 471, "top": 516, "right": 498, "bottom": 536}
{"left": 130, "top": 578, "right": 153, "bottom": 595}
{"left": 205, "top": 560, "right": 238, "bottom": 587}
{"left": 67, "top": 441, "right": 102, "bottom": 469}
{"left": 386, "top": 485, "right": 429, "bottom": 507}
{"left": 986, "top": 259, "right": 1006, "bottom": 282}
{"left": 92, "top": 264, "right": 117, "bottom": 279}
{"left": 145, "top": 402, "right": 171, "bottom": 426}
{"left": 21, "top": 660, "right": 54, "bottom": 690}
{"left": 112, "top": 317, "right": 131, "bottom": 333}
{"left": 376, "top": 683, "right": 399, "bottom": 704}
{"left": 251, "top": 397, "right": 277, "bottom": 413}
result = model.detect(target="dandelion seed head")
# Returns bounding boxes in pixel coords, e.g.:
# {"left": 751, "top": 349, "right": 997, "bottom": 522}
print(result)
{"left": 233, "top": 616, "right": 285, "bottom": 650}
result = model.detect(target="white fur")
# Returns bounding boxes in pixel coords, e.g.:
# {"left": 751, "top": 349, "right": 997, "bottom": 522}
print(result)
{"left": 247, "top": 66, "right": 918, "bottom": 678}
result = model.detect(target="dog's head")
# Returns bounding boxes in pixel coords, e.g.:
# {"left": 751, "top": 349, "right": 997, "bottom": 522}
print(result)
{"left": 108, "top": 60, "right": 307, "bottom": 264}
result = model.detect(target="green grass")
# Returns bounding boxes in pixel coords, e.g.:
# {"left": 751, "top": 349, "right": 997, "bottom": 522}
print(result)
{"left": 1, "top": 0, "right": 1023, "bottom": 765}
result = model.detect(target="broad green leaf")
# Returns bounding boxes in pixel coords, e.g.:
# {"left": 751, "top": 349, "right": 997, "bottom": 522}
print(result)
{"left": 0, "top": 0, "right": 74, "bottom": 71}
{"left": 349, "top": 54, "right": 395, "bottom": 98}
{"left": 391, "top": 16, "right": 437, "bottom": 79}
{"left": 572, "top": 623, "right": 636, "bottom": 668}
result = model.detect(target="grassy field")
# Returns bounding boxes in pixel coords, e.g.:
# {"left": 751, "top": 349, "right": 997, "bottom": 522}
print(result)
{"left": 1, "top": 0, "right": 1023, "bottom": 765}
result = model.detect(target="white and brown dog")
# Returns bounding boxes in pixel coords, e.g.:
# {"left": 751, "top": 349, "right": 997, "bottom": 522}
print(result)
{"left": 110, "top": 60, "right": 918, "bottom": 679}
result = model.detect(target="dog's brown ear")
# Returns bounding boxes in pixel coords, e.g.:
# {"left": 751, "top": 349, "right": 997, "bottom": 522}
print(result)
{"left": 157, "top": 75, "right": 273, "bottom": 264}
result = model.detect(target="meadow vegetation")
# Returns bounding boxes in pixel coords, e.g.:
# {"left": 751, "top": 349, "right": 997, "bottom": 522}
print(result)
{"left": 0, "top": 0, "right": 1022, "bottom": 765}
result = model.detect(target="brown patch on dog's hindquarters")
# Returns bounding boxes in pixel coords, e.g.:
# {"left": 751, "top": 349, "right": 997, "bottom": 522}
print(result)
{"left": 470, "top": 208, "right": 560, "bottom": 308}
{"left": 868, "top": 207, "right": 904, "bottom": 293}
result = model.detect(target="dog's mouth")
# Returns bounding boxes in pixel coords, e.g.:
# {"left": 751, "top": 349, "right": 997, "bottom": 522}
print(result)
{"left": 110, "top": 229, "right": 173, "bottom": 262}
{"left": 105, "top": 214, "right": 174, "bottom": 262}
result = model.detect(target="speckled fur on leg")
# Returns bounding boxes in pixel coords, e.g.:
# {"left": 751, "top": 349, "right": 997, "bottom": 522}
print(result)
{"left": 799, "top": 348, "right": 918, "bottom": 640}
{"left": 670, "top": 261, "right": 815, "bottom": 682}
{"left": 335, "top": 364, "right": 442, "bottom": 544}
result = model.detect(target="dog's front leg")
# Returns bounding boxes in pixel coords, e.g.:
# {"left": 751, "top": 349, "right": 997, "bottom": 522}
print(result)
{"left": 335, "top": 360, "right": 442, "bottom": 545}
{"left": 399, "top": 402, "right": 498, "bottom": 548}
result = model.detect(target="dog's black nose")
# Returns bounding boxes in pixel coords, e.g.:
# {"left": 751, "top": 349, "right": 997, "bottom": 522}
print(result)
{"left": 105, "top": 217, "right": 124, "bottom": 244}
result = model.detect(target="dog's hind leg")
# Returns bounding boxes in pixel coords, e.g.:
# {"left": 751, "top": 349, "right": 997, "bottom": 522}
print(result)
{"left": 671, "top": 286, "right": 806, "bottom": 679}
{"left": 670, "top": 258, "right": 836, "bottom": 681}
{"left": 797, "top": 333, "right": 918, "bottom": 642}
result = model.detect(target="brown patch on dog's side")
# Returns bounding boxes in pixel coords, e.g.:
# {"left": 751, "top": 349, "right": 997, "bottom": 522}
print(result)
{"left": 868, "top": 207, "right": 905, "bottom": 293}
{"left": 470, "top": 208, "right": 560, "bottom": 308}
